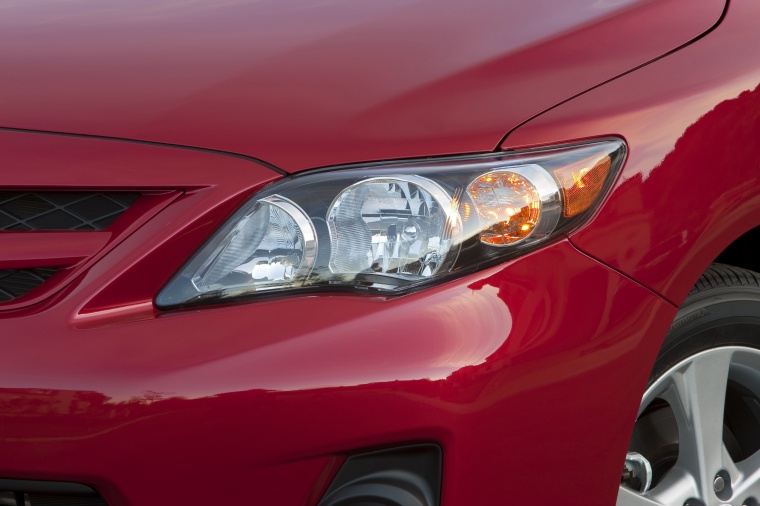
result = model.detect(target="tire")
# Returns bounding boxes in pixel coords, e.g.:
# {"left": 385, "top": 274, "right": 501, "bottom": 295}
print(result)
{"left": 618, "top": 264, "right": 760, "bottom": 506}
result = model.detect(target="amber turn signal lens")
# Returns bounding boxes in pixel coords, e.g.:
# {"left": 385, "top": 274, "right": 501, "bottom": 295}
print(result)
{"left": 467, "top": 171, "right": 541, "bottom": 245}
{"left": 553, "top": 154, "right": 611, "bottom": 217}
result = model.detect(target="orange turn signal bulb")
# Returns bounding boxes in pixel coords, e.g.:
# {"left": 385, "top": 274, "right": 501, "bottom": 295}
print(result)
{"left": 553, "top": 154, "right": 611, "bottom": 217}
{"left": 467, "top": 171, "right": 541, "bottom": 245}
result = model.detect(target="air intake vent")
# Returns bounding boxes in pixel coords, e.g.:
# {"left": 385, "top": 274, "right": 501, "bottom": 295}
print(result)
{"left": 0, "top": 480, "right": 108, "bottom": 506}
{"left": 319, "top": 444, "right": 442, "bottom": 506}
{"left": 0, "top": 268, "right": 57, "bottom": 302}
{"left": 0, "top": 192, "right": 140, "bottom": 231}
{"left": 0, "top": 493, "right": 108, "bottom": 506}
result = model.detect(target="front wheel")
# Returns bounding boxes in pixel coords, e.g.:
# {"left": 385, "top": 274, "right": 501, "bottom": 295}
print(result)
{"left": 618, "top": 264, "right": 760, "bottom": 506}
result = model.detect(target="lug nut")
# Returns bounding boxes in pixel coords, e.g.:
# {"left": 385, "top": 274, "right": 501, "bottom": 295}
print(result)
{"left": 714, "top": 474, "right": 726, "bottom": 493}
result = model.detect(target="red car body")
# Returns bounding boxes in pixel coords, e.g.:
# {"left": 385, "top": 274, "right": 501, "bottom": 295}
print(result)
{"left": 2, "top": 0, "right": 759, "bottom": 504}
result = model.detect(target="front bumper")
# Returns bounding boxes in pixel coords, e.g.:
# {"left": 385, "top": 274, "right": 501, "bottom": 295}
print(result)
{"left": 1, "top": 235, "right": 675, "bottom": 504}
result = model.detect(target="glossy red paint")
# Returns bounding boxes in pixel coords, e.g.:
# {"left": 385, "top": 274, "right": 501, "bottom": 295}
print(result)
{"left": 503, "top": 0, "right": 760, "bottom": 305}
{"left": 1, "top": 237, "right": 675, "bottom": 505}
{"left": 0, "top": 0, "right": 724, "bottom": 172}
{"left": 2, "top": 0, "right": 759, "bottom": 505}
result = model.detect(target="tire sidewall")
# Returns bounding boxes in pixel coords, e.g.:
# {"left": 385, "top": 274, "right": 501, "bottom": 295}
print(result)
{"left": 651, "top": 288, "right": 760, "bottom": 386}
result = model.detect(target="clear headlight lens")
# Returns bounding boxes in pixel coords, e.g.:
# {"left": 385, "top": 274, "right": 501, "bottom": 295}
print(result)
{"left": 157, "top": 139, "right": 625, "bottom": 308}
{"left": 189, "top": 196, "right": 317, "bottom": 296}
{"left": 327, "top": 176, "right": 459, "bottom": 279}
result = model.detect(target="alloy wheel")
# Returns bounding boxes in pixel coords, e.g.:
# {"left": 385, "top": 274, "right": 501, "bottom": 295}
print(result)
{"left": 618, "top": 346, "right": 760, "bottom": 506}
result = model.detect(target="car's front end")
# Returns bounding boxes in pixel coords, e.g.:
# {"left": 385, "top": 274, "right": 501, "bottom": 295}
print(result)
{"left": 5, "top": 0, "right": 760, "bottom": 505}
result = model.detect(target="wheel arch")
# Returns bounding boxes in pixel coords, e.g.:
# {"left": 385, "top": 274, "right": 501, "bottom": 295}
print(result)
{"left": 714, "top": 224, "right": 760, "bottom": 277}
{"left": 668, "top": 219, "right": 760, "bottom": 308}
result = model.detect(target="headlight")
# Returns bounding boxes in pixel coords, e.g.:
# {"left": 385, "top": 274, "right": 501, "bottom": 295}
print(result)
{"left": 156, "top": 139, "right": 625, "bottom": 308}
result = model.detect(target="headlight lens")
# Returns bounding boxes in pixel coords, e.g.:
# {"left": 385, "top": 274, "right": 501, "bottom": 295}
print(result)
{"left": 157, "top": 139, "right": 625, "bottom": 308}
{"left": 327, "top": 176, "right": 459, "bottom": 278}
{"left": 189, "top": 195, "right": 317, "bottom": 295}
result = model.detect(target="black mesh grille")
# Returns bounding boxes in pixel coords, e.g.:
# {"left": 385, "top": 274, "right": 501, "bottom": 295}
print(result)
{"left": 30, "top": 495, "right": 107, "bottom": 506}
{"left": 0, "top": 268, "right": 57, "bottom": 302}
{"left": 0, "top": 192, "right": 140, "bottom": 231}
{"left": 0, "top": 493, "right": 108, "bottom": 506}
{"left": 0, "top": 480, "right": 108, "bottom": 506}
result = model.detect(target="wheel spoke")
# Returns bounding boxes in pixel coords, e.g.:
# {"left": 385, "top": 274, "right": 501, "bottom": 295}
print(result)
{"left": 722, "top": 443, "right": 742, "bottom": 488}
{"left": 659, "top": 347, "right": 735, "bottom": 500}
{"left": 645, "top": 465, "right": 699, "bottom": 505}
{"left": 733, "top": 449, "right": 760, "bottom": 498}
{"left": 617, "top": 486, "right": 665, "bottom": 506}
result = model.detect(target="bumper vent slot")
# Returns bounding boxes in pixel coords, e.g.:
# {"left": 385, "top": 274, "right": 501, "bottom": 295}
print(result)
{"left": 0, "top": 494, "right": 108, "bottom": 506}
{"left": 0, "top": 192, "right": 140, "bottom": 231}
{"left": 0, "top": 268, "right": 57, "bottom": 302}
{"left": 319, "top": 444, "right": 442, "bottom": 506}
{"left": 0, "top": 480, "right": 107, "bottom": 506}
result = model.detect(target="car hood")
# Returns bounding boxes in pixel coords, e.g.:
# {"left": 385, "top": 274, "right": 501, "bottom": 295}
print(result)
{"left": 0, "top": 0, "right": 725, "bottom": 173}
